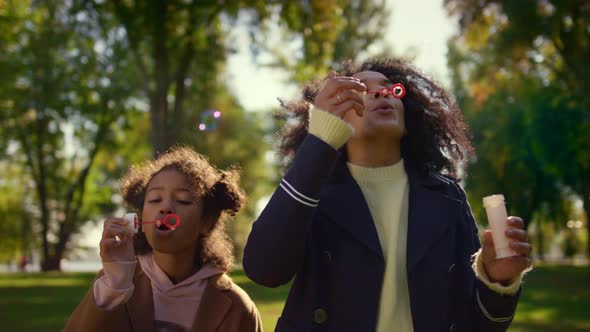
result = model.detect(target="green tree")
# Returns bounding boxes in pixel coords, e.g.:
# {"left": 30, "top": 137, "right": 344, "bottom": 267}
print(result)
{"left": 0, "top": 161, "right": 34, "bottom": 263}
{"left": 250, "top": 0, "right": 391, "bottom": 83}
{"left": 445, "top": 0, "right": 590, "bottom": 256}
{"left": 86, "top": 0, "right": 273, "bottom": 155}
{"left": 0, "top": 0, "right": 139, "bottom": 270}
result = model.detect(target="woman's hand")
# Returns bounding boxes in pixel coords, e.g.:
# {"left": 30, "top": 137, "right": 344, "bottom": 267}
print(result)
{"left": 313, "top": 76, "right": 367, "bottom": 117}
{"left": 481, "top": 216, "right": 532, "bottom": 285}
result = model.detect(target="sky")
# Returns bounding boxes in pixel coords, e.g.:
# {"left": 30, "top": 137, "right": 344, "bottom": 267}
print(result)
{"left": 73, "top": 0, "right": 457, "bottom": 259}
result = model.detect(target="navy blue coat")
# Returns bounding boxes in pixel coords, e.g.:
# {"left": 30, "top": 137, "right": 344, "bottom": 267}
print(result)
{"left": 243, "top": 134, "right": 520, "bottom": 332}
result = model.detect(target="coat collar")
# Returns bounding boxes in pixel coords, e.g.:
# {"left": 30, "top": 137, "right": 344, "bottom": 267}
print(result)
{"left": 127, "top": 267, "right": 155, "bottom": 332}
{"left": 126, "top": 269, "right": 232, "bottom": 332}
{"left": 191, "top": 274, "right": 233, "bottom": 332}
{"left": 318, "top": 157, "right": 462, "bottom": 271}
{"left": 319, "top": 159, "right": 383, "bottom": 258}
{"left": 405, "top": 165, "right": 462, "bottom": 271}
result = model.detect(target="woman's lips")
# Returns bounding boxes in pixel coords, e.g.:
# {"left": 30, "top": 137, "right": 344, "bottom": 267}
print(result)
{"left": 372, "top": 107, "right": 395, "bottom": 115}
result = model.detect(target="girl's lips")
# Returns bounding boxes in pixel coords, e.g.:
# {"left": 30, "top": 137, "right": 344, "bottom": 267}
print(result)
{"left": 154, "top": 220, "right": 176, "bottom": 237}
{"left": 155, "top": 226, "right": 174, "bottom": 237}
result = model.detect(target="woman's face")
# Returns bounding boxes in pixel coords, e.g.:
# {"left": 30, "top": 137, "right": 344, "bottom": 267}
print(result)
{"left": 141, "top": 168, "right": 206, "bottom": 255}
{"left": 343, "top": 70, "right": 406, "bottom": 141}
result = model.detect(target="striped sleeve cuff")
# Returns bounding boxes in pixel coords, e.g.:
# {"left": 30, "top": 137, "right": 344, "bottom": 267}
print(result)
{"left": 308, "top": 107, "right": 353, "bottom": 149}
{"left": 279, "top": 178, "right": 320, "bottom": 207}
{"left": 472, "top": 249, "right": 527, "bottom": 295}
{"left": 475, "top": 287, "right": 515, "bottom": 323}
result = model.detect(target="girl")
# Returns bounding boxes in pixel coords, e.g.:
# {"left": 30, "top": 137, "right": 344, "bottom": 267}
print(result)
{"left": 65, "top": 146, "right": 262, "bottom": 332}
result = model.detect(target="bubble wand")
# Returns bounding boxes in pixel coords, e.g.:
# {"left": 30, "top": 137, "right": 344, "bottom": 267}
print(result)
{"left": 123, "top": 213, "right": 181, "bottom": 233}
{"left": 366, "top": 83, "right": 406, "bottom": 99}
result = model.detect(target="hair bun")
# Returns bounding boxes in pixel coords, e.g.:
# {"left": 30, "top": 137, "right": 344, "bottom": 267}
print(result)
{"left": 210, "top": 169, "right": 245, "bottom": 216}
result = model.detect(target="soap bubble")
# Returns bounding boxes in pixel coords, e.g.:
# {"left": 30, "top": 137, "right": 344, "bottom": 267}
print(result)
{"left": 198, "top": 110, "right": 221, "bottom": 132}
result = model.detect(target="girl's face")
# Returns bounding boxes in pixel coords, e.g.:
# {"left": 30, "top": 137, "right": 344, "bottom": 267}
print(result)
{"left": 141, "top": 168, "right": 206, "bottom": 255}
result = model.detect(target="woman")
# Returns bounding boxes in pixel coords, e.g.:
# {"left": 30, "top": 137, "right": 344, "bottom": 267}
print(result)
{"left": 243, "top": 58, "right": 532, "bottom": 332}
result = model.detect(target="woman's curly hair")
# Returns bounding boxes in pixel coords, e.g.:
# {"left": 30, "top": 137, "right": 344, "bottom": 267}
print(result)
{"left": 276, "top": 57, "right": 475, "bottom": 178}
{"left": 120, "top": 146, "right": 246, "bottom": 272}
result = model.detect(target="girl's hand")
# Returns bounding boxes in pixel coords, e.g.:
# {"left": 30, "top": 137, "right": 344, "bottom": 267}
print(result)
{"left": 99, "top": 218, "right": 136, "bottom": 263}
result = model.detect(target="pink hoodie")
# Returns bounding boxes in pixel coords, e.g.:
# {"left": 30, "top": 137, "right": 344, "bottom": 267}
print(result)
{"left": 93, "top": 253, "right": 223, "bottom": 331}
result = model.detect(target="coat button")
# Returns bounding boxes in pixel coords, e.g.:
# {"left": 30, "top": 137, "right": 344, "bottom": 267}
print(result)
{"left": 313, "top": 308, "right": 327, "bottom": 324}
{"left": 322, "top": 250, "right": 332, "bottom": 265}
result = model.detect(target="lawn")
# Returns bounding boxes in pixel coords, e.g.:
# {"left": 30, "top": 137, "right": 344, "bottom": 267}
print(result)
{"left": 0, "top": 265, "right": 588, "bottom": 331}
{"left": 509, "top": 265, "right": 590, "bottom": 332}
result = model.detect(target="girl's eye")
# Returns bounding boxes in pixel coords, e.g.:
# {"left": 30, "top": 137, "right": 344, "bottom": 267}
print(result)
{"left": 148, "top": 199, "right": 161, "bottom": 203}
{"left": 177, "top": 200, "right": 192, "bottom": 205}
{"left": 391, "top": 83, "right": 406, "bottom": 99}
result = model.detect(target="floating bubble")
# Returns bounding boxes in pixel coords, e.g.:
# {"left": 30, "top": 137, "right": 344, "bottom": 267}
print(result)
{"left": 198, "top": 110, "right": 221, "bottom": 132}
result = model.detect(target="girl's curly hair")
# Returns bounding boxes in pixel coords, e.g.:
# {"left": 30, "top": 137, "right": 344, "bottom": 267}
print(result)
{"left": 120, "top": 146, "right": 246, "bottom": 272}
{"left": 276, "top": 57, "right": 475, "bottom": 178}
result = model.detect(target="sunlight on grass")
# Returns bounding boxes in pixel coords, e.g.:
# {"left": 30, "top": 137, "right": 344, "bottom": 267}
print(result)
{"left": 0, "top": 278, "right": 90, "bottom": 287}
{"left": 0, "top": 265, "right": 587, "bottom": 332}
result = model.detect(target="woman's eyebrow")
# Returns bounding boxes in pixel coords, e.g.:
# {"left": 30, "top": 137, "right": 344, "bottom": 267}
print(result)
{"left": 359, "top": 78, "right": 393, "bottom": 85}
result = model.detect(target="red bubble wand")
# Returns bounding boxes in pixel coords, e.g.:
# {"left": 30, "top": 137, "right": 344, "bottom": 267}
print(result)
{"left": 123, "top": 213, "right": 181, "bottom": 233}
{"left": 366, "top": 83, "right": 406, "bottom": 99}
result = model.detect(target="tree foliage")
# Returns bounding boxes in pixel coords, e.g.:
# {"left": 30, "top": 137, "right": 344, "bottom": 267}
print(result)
{"left": 446, "top": 0, "right": 590, "bottom": 256}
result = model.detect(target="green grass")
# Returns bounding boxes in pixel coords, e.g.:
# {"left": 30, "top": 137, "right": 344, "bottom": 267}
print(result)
{"left": 230, "top": 272, "right": 290, "bottom": 330}
{"left": 0, "top": 270, "right": 290, "bottom": 332}
{"left": 509, "top": 265, "right": 590, "bottom": 332}
{"left": 0, "top": 265, "right": 588, "bottom": 331}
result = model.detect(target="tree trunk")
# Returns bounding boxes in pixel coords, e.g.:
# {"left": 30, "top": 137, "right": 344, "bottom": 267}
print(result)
{"left": 151, "top": 0, "right": 170, "bottom": 157}
{"left": 151, "top": 95, "right": 169, "bottom": 157}
{"left": 34, "top": 114, "right": 54, "bottom": 271}
{"left": 50, "top": 225, "right": 71, "bottom": 272}
{"left": 41, "top": 255, "right": 61, "bottom": 271}
{"left": 583, "top": 186, "right": 590, "bottom": 259}
{"left": 536, "top": 218, "right": 545, "bottom": 261}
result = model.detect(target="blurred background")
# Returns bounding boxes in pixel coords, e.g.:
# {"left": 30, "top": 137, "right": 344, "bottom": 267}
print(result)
{"left": 0, "top": 0, "right": 588, "bottom": 331}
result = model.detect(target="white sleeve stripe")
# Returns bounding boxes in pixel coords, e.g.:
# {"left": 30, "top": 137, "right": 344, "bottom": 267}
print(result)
{"left": 279, "top": 183, "right": 319, "bottom": 207}
{"left": 281, "top": 179, "right": 320, "bottom": 204}
{"left": 476, "top": 289, "right": 514, "bottom": 323}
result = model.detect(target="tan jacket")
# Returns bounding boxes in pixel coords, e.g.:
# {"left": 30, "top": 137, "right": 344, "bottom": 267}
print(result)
{"left": 64, "top": 267, "right": 263, "bottom": 332}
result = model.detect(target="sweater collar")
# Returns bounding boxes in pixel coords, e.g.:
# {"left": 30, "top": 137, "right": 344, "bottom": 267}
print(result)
{"left": 347, "top": 159, "right": 406, "bottom": 183}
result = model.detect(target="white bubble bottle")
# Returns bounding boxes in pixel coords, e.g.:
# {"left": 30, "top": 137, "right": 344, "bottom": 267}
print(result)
{"left": 483, "top": 194, "right": 517, "bottom": 259}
